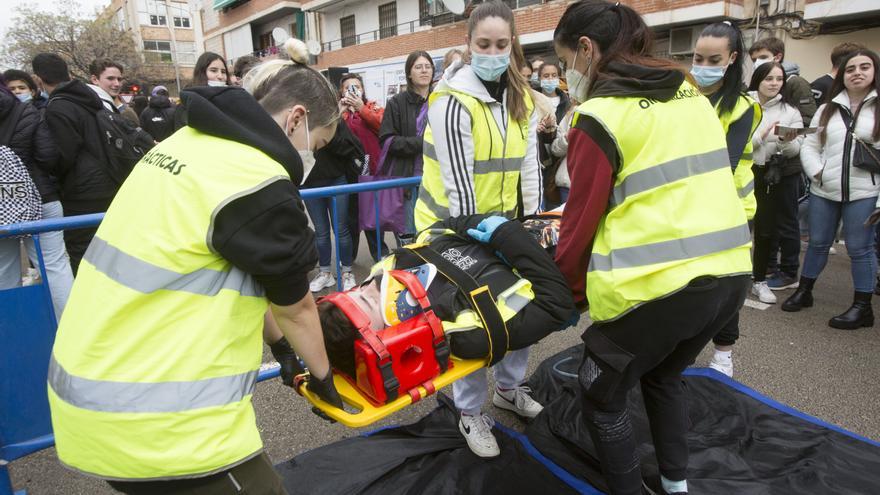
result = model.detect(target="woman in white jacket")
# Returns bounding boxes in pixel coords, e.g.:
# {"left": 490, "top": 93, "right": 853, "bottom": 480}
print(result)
{"left": 783, "top": 49, "right": 880, "bottom": 330}
{"left": 550, "top": 106, "right": 575, "bottom": 204}
{"left": 747, "top": 61, "right": 804, "bottom": 304}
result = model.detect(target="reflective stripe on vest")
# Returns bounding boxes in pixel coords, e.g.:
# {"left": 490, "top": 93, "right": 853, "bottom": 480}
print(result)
{"left": 608, "top": 148, "right": 730, "bottom": 208}
{"left": 49, "top": 355, "right": 257, "bottom": 413}
{"left": 415, "top": 88, "right": 533, "bottom": 231}
{"left": 588, "top": 224, "right": 751, "bottom": 272}
{"left": 85, "top": 236, "right": 264, "bottom": 297}
{"left": 578, "top": 82, "right": 752, "bottom": 322}
{"left": 48, "top": 127, "right": 278, "bottom": 480}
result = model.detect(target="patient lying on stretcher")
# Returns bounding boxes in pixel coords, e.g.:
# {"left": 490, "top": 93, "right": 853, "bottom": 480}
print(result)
{"left": 316, "top": 213, "right": 574, "bottom": 399}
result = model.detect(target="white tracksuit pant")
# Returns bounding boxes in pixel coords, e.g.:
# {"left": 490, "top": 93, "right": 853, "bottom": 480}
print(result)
{"left": 452, "top": 347, "right": 530, "bottom": 415}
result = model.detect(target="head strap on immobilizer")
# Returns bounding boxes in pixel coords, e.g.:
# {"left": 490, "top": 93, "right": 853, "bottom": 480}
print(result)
{"left": 385, "top": 269, "right": 451, "bottom": 373}
{"left": 318, "top": 291, "right": 399, "bottom": 402}
{"left": 403, "top": 244, "right": 509, "bottom": 366}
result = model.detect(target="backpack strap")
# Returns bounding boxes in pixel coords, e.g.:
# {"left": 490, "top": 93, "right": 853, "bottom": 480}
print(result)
{"left": 0, "top": 101, "right": 27, "bottom": 146}
{"left": 404, "top": 244, "right": 510, "bottom": 366}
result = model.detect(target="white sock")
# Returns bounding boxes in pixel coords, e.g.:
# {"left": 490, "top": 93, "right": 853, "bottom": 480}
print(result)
{"left": 661, "top": 476, "right": 687, "bottom": 494}
{"left": 461, "top": 407, "right": 481, "bottom": 417}
{"left": 714, "top": 349, "right": 732, "bottom": 360}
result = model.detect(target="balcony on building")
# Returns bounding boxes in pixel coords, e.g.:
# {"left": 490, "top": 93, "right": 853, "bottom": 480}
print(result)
{"left": 304, "top": 0, "right": 544, "bottom": 53}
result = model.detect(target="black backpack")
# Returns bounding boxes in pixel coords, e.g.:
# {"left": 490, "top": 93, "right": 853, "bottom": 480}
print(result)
{"left": 50, "top": 96, "right": 155, "bottom": 185}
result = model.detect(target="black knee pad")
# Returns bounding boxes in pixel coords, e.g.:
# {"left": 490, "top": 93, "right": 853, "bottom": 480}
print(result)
{"left": 578, "top": 330, "right": 634, "bottom": 407}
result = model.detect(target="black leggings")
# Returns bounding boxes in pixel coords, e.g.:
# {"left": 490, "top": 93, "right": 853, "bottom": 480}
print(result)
{"left": 578, "top": 275, "right": 749, "bottom": 495}
{"left": 753, "top": 168, "right": 802, "bottom": 281}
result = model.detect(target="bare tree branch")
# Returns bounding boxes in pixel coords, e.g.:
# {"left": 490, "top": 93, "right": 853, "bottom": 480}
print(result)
{"left": 2, "top": 0, "right": 141, "bottom": 81}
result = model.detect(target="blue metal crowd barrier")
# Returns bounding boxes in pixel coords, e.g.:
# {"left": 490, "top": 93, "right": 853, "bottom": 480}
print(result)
{"left": 0, "top": 176, "right": 421, "bottom": 495}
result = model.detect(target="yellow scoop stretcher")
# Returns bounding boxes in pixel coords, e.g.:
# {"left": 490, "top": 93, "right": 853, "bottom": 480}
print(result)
{"left": 296, "top": 356, "right": 486, "bottom": 428}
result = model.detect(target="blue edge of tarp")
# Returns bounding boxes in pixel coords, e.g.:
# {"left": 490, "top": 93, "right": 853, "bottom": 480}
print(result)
{"left": 362, "top": 367, "right": 880, "bottom": 495}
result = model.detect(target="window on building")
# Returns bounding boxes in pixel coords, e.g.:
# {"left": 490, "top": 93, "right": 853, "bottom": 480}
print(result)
{"left": 143, "top": 40, "right": 173, "bottom": 63}
{"left": 340, "top": 15, "right": 356, "bottom": 48}
{"left": 173, "top": 16, "right": 191, "bottom": 28}
{"left": 259, "top": 32, "right": 273, "bottom": 50}
{"left": 176, "top": 41, "right": 196, "bottom": 65}
{"left": 379, "top": 2, "right": 397, "bottom": 39}
{"left": 139, "top": 0, "right": 167, "bottom": 26}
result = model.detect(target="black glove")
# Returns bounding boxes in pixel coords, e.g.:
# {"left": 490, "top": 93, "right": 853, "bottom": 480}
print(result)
{"left": 269, "top": 336, "right": 305, "bottom": 387}
{"left": 307, "top": 369, "right": 344, "bottom": 410}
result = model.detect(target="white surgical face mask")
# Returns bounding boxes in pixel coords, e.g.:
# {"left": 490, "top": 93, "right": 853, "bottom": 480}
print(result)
{"left": 207, "top": 80, "right": 226, "bottom": 87}
{"left": 565, "top": 46, "right": 593, "bottom": 103}
{"left": 16, "top": 93, "right": 33, "bottom": 104}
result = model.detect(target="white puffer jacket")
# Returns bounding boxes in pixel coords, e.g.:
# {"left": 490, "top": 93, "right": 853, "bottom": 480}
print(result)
{"left": 550, "top": 109, "right": 574, "bottom": 188}
{"left": 801, "top": 90, "right": 880, "bottom": 205}
{"left": 748, "top": 92, "right": 803, "bottom": 166}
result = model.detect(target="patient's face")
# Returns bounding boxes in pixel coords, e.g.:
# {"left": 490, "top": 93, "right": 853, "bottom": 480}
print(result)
{"left": 347, "top": 278, "right": 385, "bottom": 330}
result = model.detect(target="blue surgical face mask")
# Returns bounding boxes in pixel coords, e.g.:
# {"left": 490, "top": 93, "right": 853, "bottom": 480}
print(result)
{"left": 16, "top": 93, "right": 33, "bottom": 104}
{"left": 470, "top": 51, "right": 511, "bottom": 82}
{"left": 690, "top": 65, "right": 727, "bottom": 88}
{"left": 40, "top": 91, "right": 49, "bottom": 100}
{"left": 530, "top": 73, "right": 539, "bottom": 84}
{"left": 540, "top": 78, "right": 559, "bottom": 94}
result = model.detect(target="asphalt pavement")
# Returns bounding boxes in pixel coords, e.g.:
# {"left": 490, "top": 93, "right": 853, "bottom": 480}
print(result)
{"left": 9, "top": 236, "right": 880, "bottom": 494}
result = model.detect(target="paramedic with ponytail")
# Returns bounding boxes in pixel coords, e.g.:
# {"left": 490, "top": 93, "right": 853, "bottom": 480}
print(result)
{"left": 413, "top": 1, "right": 542, "bottom": 459}
{"left": 693, "top": 21, "right": 762, "bottom": 377}
{"left": 47, "top": 39, "right": 343, "bottom": 495}
{"left": 553, "top": 2, "right": 752, "bottom": 494}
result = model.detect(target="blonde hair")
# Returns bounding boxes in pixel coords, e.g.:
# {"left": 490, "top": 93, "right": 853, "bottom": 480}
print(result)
{"left": 242, "top": 38, "right": 339, "bottom": 128}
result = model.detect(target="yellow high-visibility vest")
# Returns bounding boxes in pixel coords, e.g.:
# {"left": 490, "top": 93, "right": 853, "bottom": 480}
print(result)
{"left": 48, "top": 126, "right": 288, "bottom": 480}
{"left": 716, "top": 93, "right": 763, "bottom": 219}
{"left": 576, "top": 82, "right": 753, "bottom": 322}
{"left": 415, "top": 88, "right": 533, "bottom": 231}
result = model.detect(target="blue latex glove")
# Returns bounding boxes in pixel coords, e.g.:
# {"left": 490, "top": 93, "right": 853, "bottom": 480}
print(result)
{"left": 466, "top": 216, "right": 509, "bottom": 244}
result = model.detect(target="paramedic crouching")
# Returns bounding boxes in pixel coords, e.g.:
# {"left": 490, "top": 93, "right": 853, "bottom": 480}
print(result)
{"left": 47, "top": 40, "right": 343, "bottom": 495}
{"left": 318, "top": 214, "right": 575, "bottom": 457}
{"left": 553, "top": 2, "right": 752, "bottom": 495}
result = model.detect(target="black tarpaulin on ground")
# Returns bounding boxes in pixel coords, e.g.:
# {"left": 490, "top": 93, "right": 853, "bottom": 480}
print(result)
{"left": 276, "top": 393, "right": 589, "bottom": 494}
{"left": 525, "top": 344, "right": 880, "bottom": 494}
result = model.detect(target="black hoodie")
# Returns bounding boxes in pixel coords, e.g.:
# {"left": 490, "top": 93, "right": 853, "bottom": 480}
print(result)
{"left": 45, "top": 79, "right": 118, "bottom": 205}
{"left": 139, "top": 94, "right": 177, "bottom": 142}
{"left": 179, "top": 86, "right": 317, "bottom": 305}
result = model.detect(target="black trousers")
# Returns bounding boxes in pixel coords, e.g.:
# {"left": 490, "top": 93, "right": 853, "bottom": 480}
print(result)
{"left": 765, "top": 173, "right": 802, "bottom": 277}
{"left": 363, "top": 229, "right": 389, "bottom": 262}
{"left": 578, "top": 275, "right": 749, "bottom": 495}
{"left": 62, "top": 198, "right": 113, "bottom": 276}
{"left": 107, "top": 453, "right": 287, "bottom": 495}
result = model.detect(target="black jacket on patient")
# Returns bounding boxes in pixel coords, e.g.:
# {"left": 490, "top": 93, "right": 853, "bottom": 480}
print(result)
{"left": 318, "top": 214, "right": 575, "bottom": 377}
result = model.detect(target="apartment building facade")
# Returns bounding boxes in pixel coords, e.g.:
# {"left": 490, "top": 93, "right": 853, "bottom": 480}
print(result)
{"left": 299, "top": 0, "right": 879, "bottom": 105}
{"left": 104, "top": 0, "right": 203, "bottom": 92}
{"left": 197, "top": 0, "right": 306, "bottom": 67}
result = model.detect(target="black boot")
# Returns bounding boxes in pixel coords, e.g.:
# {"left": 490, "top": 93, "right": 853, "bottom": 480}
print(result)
{"left": 829, "top": 292, "right": 874, "bottom": 330}
{"left": 781, "top": 276, "right": 816, "bottom": 312}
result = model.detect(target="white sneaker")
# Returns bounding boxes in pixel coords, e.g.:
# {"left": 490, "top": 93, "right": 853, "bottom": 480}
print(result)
{"left": 751, "top": 281, "right": 777, "bottom": 304}
{"left": 309, "top": 272, "right": 336, "bottom": 292}
{"left": 341, "top": 272, "right": 357, "bottom": 291}
{"left": 492, "top": 385, "right": 544, "bottom": 419}
{"left": 459, "top": 413, "right": 500, "bottom": 458}
{"left": 708, "top": 352, "right": 733, "bottom": 377}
